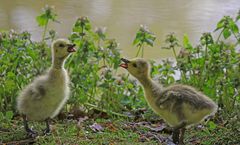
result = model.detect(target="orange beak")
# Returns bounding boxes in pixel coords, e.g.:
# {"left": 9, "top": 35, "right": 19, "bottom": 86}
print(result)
{"left": 67, "top": 44, "right": 76, "bottom": 53}
{"left": 119, "top": 58, "right": 130, "bottom": 69}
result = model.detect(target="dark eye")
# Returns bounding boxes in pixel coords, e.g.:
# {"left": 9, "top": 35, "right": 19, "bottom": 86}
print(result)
{"left": 132, "top": 63, "right": 137, "bottom": 67}
{"left": 59, "top": 43, "right": 65, "bottom": 47}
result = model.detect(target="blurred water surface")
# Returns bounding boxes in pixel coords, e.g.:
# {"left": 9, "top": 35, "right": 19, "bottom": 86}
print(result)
{"left": 0, "top": 0, "right": 239, "bottom": 58}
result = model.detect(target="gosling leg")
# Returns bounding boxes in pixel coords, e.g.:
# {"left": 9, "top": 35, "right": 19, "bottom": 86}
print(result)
{"left": 172, "top": 129, "right": 180, "bottom": 144}
{"left": 172, "top": 121, "right": 187, "bottom": 144}
{"left": 179, "top": 128, "right": 186, "bottom": 145}
{"left": 23, "top": 115, "right": 37, "bottom": 138}
{"left": 43, "top": 118, "right": 51, "bottom": 135}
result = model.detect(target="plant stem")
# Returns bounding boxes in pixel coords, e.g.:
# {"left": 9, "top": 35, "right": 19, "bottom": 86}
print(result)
{"left": 199, "top": 44, "right": 208, "bottom": 89}
{"left": 172, "top": 47, "right": 177, "bottom": 59}
{"left": 141, "top": 45, "right": 144, "bottom": 58}
{"left": 204, "top": 44, "right": 208, "bottom": 61}
{"left": 216, "top": 29, "right": 224, "bottom": 43}
{"left": 232, "top": 32, "right": 239, "bottom": 47}
{"left": 80, "top": 24, "right": 84, "bottom": 39}
{"left": 231, "top": 88, "right": 238, "bottom": 111}
{"left": 42, "top": 20, "right": 49, "bottom": 41}
{"left": 172, "top": 46, "right": 185, "bottom": 82}
{"left": 103, "top": 57, "right": 106, "bottom": 66}
{"left": 135, "top": 45, "right": 142, "bottom": 57}
{"left": 84, "top": 103, "right": 129, "bottom": 118}
{"left": 232, "top": 32, "right": 239, "bottom": 41}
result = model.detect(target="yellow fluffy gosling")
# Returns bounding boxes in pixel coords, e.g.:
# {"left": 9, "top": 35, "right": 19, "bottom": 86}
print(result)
{"left": 17, "top": 39, "right": 76, "bottom": 137}
{"left": 120, "top": 58, "right": 217, "bottom": 144}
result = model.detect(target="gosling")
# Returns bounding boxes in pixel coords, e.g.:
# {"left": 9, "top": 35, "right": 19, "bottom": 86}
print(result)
{"left": 17, "top": 39, "right": 76, "bottom": 137}
{"left": 120, "top": 58, "right": 217, "bottom": 144}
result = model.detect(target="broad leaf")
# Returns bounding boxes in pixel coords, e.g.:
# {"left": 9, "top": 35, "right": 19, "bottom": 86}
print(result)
{"left": 36, "top": 14, "right": 48, "bottom": 27}
{"left": 223, "top": 29, "right": 231, "bottom": 39}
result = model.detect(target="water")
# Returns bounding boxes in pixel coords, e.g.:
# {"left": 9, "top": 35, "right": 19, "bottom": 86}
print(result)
{"left": 0, "top": 0, "right": 239, "bottom": 59}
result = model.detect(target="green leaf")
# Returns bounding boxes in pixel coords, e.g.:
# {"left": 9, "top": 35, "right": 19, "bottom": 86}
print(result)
{"left": 183, "top": 34, "right": 189, "bottom": 47}
{"left": 5, "top": 80, "right": 15, "bottom": 91}
{"left": 208, "top": 121, "right": 217, "bottom": 130}
{"left": 223, "top": 29, "right": 231, "bottom": 39}
{"left": 5, "top": 111, "right": 13, "bottom": 120}
{"left": 236, "top": 15, "right": 240, "bottom": 21}
{"left": 72, "top": 26, "right": 83, "bottom": 33}
{"left": 36, "top": 15, "right": 48, "bottom": 27}
{"left": 85, "top": 23, "right": 91, "bottom": 31}
{"left": 133, "top": 31, "right": 143, "bottom": 45}
{"left": 0, "top": 112, "right": 4, "bottom": 121}
{"left": 214, "top": 19, "right": 224, "bottom": 32}
{"left": 7, "top": 72, "right": 15, "bottom": 78}
{"left": 230, "top": 23, "right": 239, "bottom": 34}
{"left": 183, "top": 34, "right": 193, "bottom": 49}
{"left": 145, "top": 38, "right": 154, "bottom": 47}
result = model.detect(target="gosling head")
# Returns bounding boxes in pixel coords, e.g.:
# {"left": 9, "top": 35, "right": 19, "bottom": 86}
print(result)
{"left": 52, "top": 39, "right": 76, "bottom": 59}
{"left": 120, "top": 58, "right": 150, "bottom": 79}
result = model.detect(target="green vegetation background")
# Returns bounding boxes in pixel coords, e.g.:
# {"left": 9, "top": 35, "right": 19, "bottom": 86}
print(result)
{"left": 1, "top": 6, "right": 240, "bottom": 144}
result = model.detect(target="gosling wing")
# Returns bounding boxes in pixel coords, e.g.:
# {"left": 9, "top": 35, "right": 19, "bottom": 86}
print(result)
{"left": 158, "top": 85, "right": 209, "bottom": 110}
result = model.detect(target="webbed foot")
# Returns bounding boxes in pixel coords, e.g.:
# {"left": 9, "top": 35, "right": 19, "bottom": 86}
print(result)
{"left": 23, "top": 115, "right": 38, "bottom": 138}
{"left": 26, "top": 128, "right": 38, "bottom": 138}
{"left": 172, "top": 129, "right": 180, "bottom": 144}
{"left": 43, "top": 127, "right": 51, "bottom": 135}
{"left": 43, "top": 118, "right": 51, "bottom": 135}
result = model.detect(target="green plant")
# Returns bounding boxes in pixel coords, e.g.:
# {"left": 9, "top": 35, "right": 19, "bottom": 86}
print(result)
{"left": 133, "top": 25, "right": 156, "bottom": 57}
{"left": 162, "top": 33, "right": 180, "bottom": 59}
{"left": 159, "top": 11, "right": 240, "bottom": 111}
{"left": 150, "top": 59, "right": 176, "bottom": 85}
{"left": 215, "top": 15, "right": 239, "bottom": 42}
{"left": 0, "top": 111, "right": 13, "bottom": 125}
{"left": 36, "top": 5, "right": 59, "bottom": 41}
{"left": 66, "top": 17, "right": 146, "bottom": 115}
{"left": 0, "top": 30, "right": 50, "bottom": 112}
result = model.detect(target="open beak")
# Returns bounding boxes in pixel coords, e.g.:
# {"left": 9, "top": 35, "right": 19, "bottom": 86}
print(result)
{"left": 120, "top": 58, "right": 130, "bottom": 69}
{"left": 67, "top": 44, "right": 76, "bottom": 53}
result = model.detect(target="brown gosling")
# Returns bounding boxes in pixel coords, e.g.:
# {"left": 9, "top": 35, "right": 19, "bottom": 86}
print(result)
{"left": 17, "top": 39, "right": 76, "bottom": 137}
{"left": 120, "top": 58, "right": 217, "bottom": 144}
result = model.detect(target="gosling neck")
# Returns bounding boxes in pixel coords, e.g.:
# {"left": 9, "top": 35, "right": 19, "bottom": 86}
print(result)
{"left": 52, "top": 56, "right": 66, "bottom": 69}
{"left": 137, "top": 75, "right": 153, "bottom": 88}
{"left": 137, "top": 75, "right": 163, "bottom": 96}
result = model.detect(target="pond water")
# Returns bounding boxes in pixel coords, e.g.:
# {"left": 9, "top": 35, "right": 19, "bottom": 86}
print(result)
{"left": 0, "top": 0, "right": 239, "bottom": 59}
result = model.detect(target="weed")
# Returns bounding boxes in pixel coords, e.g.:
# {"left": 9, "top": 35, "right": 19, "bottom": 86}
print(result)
{"left": 133, "top": 25, "right": 156, "bottom": 57}
{"left": 0, "top": 30, "right": 50, "bottom": 112}
{"left": 36, "top": 5, "right": 59, "bottom": 41}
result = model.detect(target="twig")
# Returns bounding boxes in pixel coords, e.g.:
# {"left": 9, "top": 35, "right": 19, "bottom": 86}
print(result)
{"left": 0, "top": 128, "right": 10, "bottom": 133}
{"left": 231, "top": 88, "right": 239, "bottom": 110}
{"left": 3, "top": 138, "right": 36, "bottom": 145}
{"left": 149, "top": 132, "right": 162, "bottom": 143}
{"left": 216, "top": 30, "right": 223, "bottom": 43}
{"left": 135, "top": 46, "right": 141, "bottom": 57}
{"left": 84, "top": 103, "right": 129, "bottom": 118}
